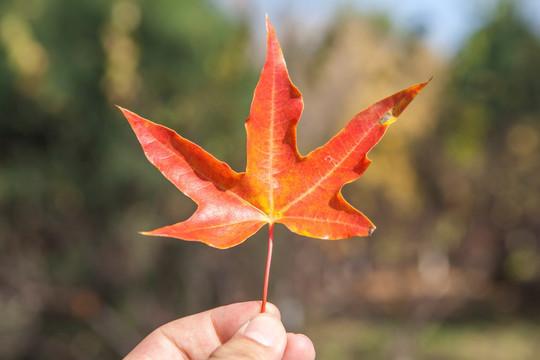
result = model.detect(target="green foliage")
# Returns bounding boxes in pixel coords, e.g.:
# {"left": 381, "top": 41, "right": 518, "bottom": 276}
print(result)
{"left": 421, "top": 2, "right": 540, "bottom": 287}
{"left": 440, "top": 2, "right": 540, "bottom": 163}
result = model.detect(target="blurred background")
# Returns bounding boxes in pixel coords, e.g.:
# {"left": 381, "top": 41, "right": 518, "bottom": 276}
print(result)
{"left": 1, "top": 0, "right": 539, "bottom": 358}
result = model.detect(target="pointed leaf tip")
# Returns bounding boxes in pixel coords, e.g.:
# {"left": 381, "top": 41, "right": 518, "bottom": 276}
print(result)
{"left": 116, "top": 105, "right": 133, "bottom": 118}
{"left": 115, "top": 104, "right": 127, "bottom": 114}
{"left": 265, "top": 15, "right": 274, "bottom": 34}
{"left": 378, "top": 80, "right": 430, "bottom": 123}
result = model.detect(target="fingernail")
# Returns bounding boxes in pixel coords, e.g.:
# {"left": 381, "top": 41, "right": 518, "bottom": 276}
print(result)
{"left": 243, "top": 314, "right": 283, "bottom": 347}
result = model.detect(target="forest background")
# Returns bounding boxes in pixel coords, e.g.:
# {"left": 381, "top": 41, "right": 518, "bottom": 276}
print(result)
{"left": 1, "top": 0, "right": 539, "bottom": 359}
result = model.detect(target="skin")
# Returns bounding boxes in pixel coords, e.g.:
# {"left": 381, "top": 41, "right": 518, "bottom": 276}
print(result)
{"left": 124, "top": 301, "right": 316, "bottom": 360}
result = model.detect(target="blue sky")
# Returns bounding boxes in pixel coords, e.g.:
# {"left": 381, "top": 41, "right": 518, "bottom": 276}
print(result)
{"left": 216, "top": 0, "right": 540, "bottom": 58}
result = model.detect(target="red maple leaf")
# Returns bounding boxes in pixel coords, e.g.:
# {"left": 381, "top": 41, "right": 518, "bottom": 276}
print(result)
{"left": 119, "top": 17, "right": 428, "bottom": 311}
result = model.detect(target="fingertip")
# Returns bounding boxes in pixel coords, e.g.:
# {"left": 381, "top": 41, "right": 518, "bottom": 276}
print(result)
{"left": 210, "top": 312, "right": 287, "bottom": 360}
{"left": 242, "top": 313, "right": 286, "bottom": 348}
{"left": 284, "top": 333, "right": 316, "bottom": 360}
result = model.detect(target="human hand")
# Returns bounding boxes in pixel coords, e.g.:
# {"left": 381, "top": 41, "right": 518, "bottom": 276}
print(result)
{"left": 124, "top": 301, "right": 316, "bottom": 360}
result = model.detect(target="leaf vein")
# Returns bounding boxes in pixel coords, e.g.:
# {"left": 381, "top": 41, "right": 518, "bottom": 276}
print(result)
{"left": 278, "top": 125, "right": 375, "bottom": 214}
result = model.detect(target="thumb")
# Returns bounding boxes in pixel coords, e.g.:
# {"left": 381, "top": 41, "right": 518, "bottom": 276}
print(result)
{"left": 208, "top": 313, "right": 287, "bottom": 360}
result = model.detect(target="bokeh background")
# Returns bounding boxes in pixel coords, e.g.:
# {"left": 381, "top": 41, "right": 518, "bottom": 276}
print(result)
{"left": 1, "top": 0, "right": 540, "bottom": 358}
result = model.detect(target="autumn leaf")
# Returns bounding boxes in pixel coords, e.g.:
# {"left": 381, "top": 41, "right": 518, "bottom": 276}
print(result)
{"left": 119, "top": 17, "right": 428, "bottom": 310}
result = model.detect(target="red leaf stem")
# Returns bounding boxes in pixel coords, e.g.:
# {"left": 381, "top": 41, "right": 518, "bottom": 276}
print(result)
{"left": 261, "top": 222, "right": 274, "bottom": 313}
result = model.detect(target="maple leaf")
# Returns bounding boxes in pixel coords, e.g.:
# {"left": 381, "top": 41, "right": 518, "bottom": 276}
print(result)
{"left": 119, "top": 18, "right": 427, "bottom": 247}
{"left": 119, "top": 17, "right": 428, "bottom": 310}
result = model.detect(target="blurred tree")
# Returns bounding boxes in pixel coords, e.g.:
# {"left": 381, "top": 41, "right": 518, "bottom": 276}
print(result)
{"left": 417, "top": 1, "right": 540, "bottom": 311}
{"left": 0, "top": 0, "right": 255, "bottom": 358}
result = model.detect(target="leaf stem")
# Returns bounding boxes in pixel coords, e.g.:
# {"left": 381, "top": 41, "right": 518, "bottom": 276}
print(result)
{"left": 261, "top": 222, "right": 274, "bottom": 313}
